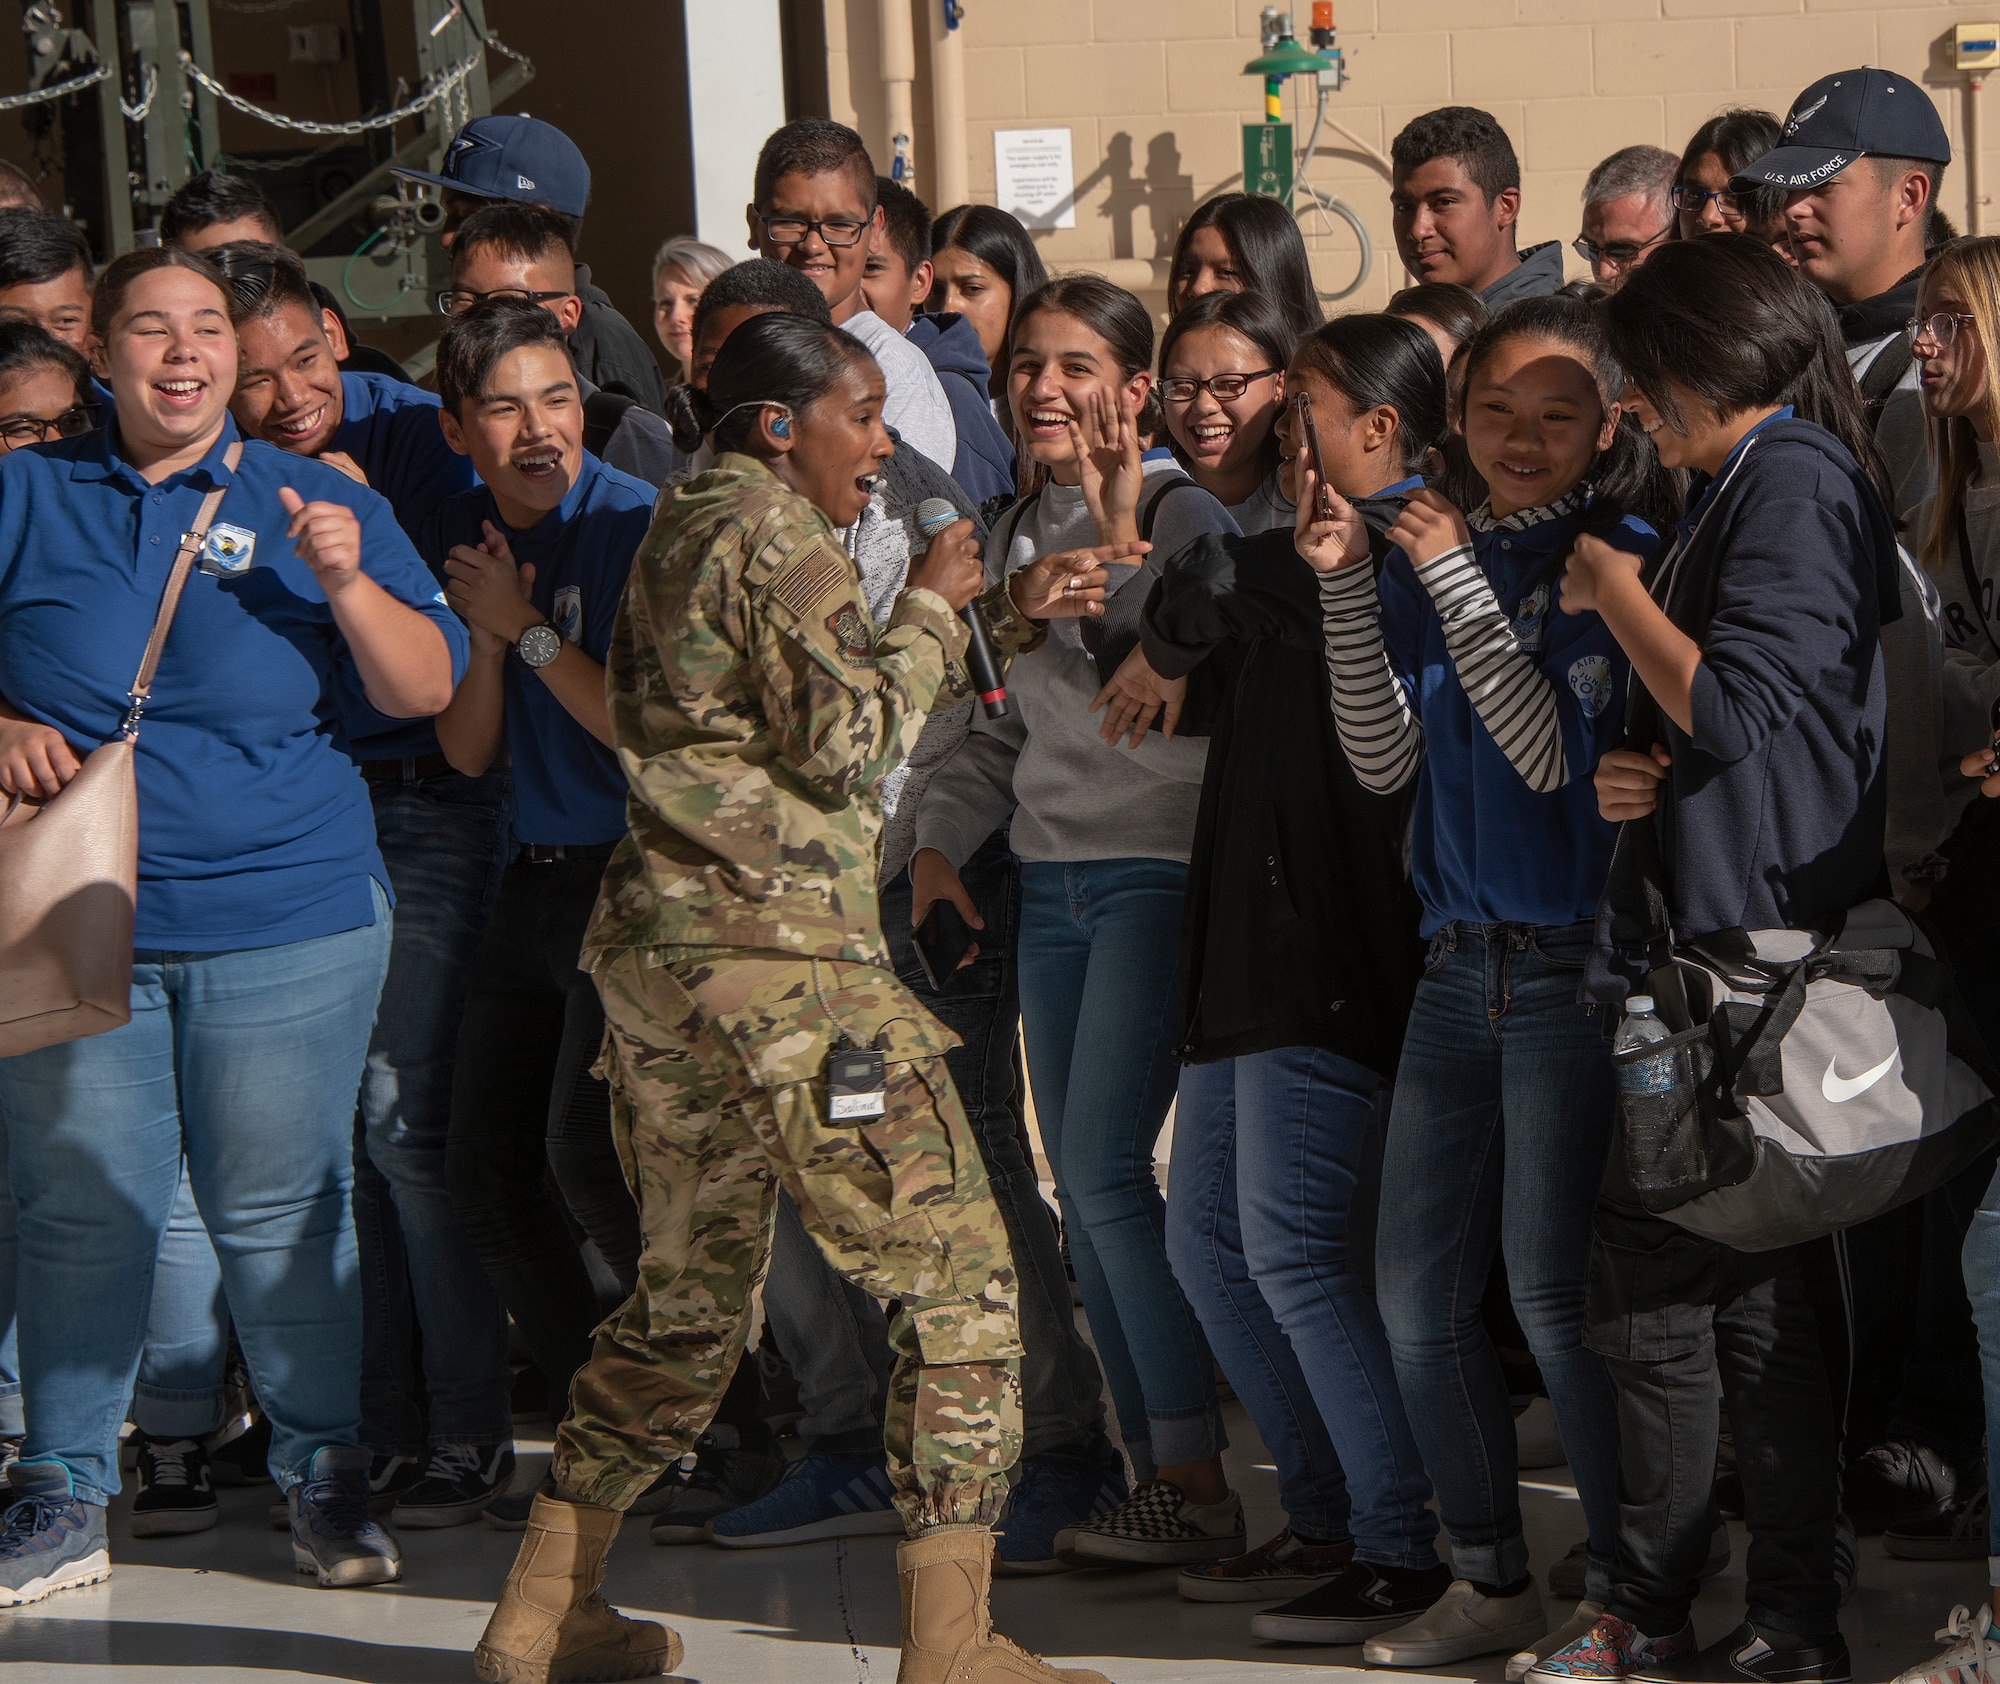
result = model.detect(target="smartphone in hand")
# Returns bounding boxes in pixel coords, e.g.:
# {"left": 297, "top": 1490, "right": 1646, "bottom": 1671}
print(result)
{"left": 914, "top": 898, "right": 979, "bottom": 991}
{"left": 1293, "top": 389, "right": 1334, "bottom": 522}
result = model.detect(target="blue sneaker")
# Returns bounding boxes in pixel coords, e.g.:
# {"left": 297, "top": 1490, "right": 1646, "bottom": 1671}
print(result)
{"left": 0, "top": 1460, "right": 110, "bottom": 1607}
{"left": 995, "top": 1442, "right": 1128, "bottom": 1576}
{"left": 289, "top": 1445, "right": 402, "bottom": 1588}
{"left": 707, "top": 1449, "right": 904, "bottom": 1548}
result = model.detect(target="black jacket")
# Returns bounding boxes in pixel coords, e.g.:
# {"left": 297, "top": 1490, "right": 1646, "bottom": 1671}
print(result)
{"left": 1647, "top": 418, "right": 1899, "bottom": 941}
{"left": 571, "top": 266, "right": 667, "bottom": 414}
{"left": 1143, "top": 520, "right": 1424, "bottom": 1073}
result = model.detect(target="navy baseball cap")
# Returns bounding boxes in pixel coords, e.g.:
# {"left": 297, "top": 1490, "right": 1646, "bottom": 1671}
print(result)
{"left": 1738, "top": 68, "right": 1950, "bottom": 192}
{"left": 392, "top": 114, "right": 590, "bottom": 217}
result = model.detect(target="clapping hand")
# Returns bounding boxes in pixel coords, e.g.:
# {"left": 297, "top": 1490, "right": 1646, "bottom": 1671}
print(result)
{"left": 444, "top": 521, "right": 537, "bottom": 654}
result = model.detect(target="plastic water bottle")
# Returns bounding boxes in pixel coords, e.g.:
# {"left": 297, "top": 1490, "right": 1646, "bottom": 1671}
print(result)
{"left": 1615, "top": 994, "right": 1691, "bottom": 1190}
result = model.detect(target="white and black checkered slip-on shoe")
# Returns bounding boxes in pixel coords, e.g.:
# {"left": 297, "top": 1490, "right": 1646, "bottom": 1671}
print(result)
{"left": 1061, "top": 1479, "right": 1244, "bottom": 1567}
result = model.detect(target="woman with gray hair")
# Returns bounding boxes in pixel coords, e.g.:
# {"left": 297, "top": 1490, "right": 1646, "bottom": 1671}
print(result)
{"left": 649, "top": 234, "right": 733, "bottom": 386}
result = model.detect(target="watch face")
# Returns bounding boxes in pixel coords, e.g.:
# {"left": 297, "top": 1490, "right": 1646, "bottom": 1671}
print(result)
{"left": 517, "top": 623, "right": 562, "bottom": 668}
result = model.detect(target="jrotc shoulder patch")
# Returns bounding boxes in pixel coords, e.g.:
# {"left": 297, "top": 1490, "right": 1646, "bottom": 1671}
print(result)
{"left": 766, "top": 544, "right": 846, "bottom": 618}
{"left": 824, "top": 602, "right": 874, "bottom": 666}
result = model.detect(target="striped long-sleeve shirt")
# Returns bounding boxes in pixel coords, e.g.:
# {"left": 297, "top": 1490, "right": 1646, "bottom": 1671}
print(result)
{"left": 1317, "top": 493, "right": 1658, "bottom": 934}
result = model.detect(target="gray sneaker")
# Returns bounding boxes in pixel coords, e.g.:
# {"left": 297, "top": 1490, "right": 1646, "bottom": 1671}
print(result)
{"left": 289, "top": 1446, "right": 402, "bottom": 1588}
{"left": 0, "top": 1460, "right": 110, "bottom": 1607}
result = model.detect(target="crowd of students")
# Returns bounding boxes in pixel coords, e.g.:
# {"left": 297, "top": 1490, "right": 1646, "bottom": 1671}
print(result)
{"left": 0, "top": 57, "right": 1993, "bottom": 1684}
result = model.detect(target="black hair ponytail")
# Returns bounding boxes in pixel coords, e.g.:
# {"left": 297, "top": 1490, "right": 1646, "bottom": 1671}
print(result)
{"left": 672, "top": 312, "right": 876, "bottom": 457}
{"left": 1288, "top": 312, "right": 1448, "bottom": 481}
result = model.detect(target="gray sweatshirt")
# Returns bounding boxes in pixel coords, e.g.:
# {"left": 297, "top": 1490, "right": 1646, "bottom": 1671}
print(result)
{"left": 1911, "top": 440, "right": 2000, "bottom": 836}
{"left": 914, "top": 459, "right": 1238, "bottom": 868}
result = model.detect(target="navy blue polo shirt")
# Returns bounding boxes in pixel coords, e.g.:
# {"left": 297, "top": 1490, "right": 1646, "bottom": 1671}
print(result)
{"left": 0, "top": 417, "right": 468, "bottom": 950}
{"left": 422, "top": 452, "right": 650, "bottom": 846}
{"left": 1378, "top": 498, "right": 1658, "bottom": 933}
{"left": 329, "top": 371, "right": 476, "bottom": 540}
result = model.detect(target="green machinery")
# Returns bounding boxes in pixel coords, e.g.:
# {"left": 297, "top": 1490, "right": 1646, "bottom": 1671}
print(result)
{"left": 11, "top": 0, "right": 531, "bottom": 321}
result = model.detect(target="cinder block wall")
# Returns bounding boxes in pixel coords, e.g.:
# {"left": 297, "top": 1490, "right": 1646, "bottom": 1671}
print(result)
{"left": 825, "top": 0, "right": 1994, "bottom": 309}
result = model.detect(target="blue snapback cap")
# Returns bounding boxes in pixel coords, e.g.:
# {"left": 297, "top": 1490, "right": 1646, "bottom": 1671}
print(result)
{"left": 1738, "top": 67, "right": 1950, "bottom": 192}
{"left": 392, "top": 114, "right": 590, "bottom": 217}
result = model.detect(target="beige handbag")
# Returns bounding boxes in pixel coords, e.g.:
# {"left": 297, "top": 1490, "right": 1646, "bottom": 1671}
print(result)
{"left": 0, "top": 445, "right": 240, "bottom": 1057}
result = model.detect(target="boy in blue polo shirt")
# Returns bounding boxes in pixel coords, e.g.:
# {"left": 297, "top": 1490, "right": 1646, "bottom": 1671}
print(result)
{"left": 423, "top": 299, "right": 654, "bottom": 1521}
{"left": 209, "top": 240, "right": 517, "bottom": 1528}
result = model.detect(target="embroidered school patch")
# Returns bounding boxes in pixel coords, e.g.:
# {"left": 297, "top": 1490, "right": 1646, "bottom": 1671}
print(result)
{"left": 824, "top": 603, "right": 873, "bottom": 666}
{"left": 767, "top": 547, "right": 846, "bottom": 618}
{"left": 201, "top": 523, "right": 257, "bottom": 576}
{"left": 1567, "top": 654, "right": 1613, "bottom": 718}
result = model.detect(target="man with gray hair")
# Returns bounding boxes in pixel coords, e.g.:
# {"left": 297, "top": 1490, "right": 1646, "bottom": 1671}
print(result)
{"left": 1574, "top": 144, "right": 1678, "bottom": 291}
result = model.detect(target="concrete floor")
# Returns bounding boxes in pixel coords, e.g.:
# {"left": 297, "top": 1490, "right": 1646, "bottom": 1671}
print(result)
{"left": 0, "top": 1406, "right": 1983, "bottom": 1684}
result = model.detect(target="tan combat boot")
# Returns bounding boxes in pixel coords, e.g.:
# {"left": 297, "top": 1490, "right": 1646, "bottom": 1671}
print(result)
{"left": 474, "top": 1491, "right": 682, "bottom": 1684}
{"left": 896, "top": 1526, "right": 1113, "bottom": 1684}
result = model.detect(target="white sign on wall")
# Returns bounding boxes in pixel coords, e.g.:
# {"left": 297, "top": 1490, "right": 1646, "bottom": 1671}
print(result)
{"left": 993, "top": 128, "right": 1076, "bottom": 230}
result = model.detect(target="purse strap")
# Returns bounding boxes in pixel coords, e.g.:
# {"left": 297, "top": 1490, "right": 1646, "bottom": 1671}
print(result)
{"left": 121, "top": 441, "right": 241, "bottom": 739}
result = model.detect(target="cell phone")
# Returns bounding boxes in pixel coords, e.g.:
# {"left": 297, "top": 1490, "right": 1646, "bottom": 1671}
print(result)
{"left": 914, "top": 898, "right": 978, "bottom": 991}
{"left": 1292, "top": 389, "right": 1334, "bottom": 521}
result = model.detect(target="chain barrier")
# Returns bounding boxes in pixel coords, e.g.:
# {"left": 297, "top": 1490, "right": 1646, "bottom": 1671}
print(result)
{"left": 177, "top": 48, "right": 480, "bottom": 136}
{"left": 118, "top": 62, "right": 156, "bottom": 123}
{"left": 0, "top": 60, "right": 106, "bottom": 111}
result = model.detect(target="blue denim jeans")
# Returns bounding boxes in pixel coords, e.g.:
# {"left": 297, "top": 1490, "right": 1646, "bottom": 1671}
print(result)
{"left": 1171, "top": 1050, "right": 1440, "bottom": 1568}
{"left": 353, "top": 767, "right": 514, "bottom": 1454}
{"left": 1962, "top": 1158, "right": 2000, "bottom": 1581}
{"left": 1018, "top": 857, "right": 1222, "bottom": 1475}
{"left": 1376, "top": 919, "right": 1620, "bottom": 1598}
{"left": 0, "top": 1117, "right": 17, "bottom": 1439}
{"left": 761, "top": 831, "right": 1110, "bottom": 1464}
{"left": 0, "top": 885, "right": 391, "bottom": 1505}
{"left": 130, "top": 1165, "right": 228, "bottom": 1438}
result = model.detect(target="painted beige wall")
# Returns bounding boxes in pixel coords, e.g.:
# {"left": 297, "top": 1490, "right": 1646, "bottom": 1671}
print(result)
{"left": 824, "top": 0, "right": 1997, "bottom": 310}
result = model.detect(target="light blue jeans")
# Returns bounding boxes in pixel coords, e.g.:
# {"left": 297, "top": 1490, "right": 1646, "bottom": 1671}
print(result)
{"left": 0, "top": 886, "right": 391, "bottom": 1506}
{"left": 1017, "top": 857, "right": 1223, "bottom": 1476}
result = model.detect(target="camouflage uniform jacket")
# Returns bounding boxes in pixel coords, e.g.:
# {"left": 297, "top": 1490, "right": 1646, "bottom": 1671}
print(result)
{"left": 584, "top": 453, "right": 1041, "bottom": 968}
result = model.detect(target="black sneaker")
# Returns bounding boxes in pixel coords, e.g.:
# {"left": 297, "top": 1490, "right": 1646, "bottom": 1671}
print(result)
{"left": 1848, "top": 1437, "right": 1960, "bottom": 1534}
{"left": 483, "top": 1472, "right": 555, "bottom": 1532}
{"left": 390, "top": 1443, "right": 515, "bottom": 1530}
{"left": 649, "top": 1426, "right": 785, "bottom": 1544}
{"left": 288, "top": 1446, "right": 401, "bottom": 1588}
{"left": 365, "top": 1452, "right": 424, "bottom": 1512}
{"left": 1630, "top": 1622, "right": 1851, "bottom": 1684}
{"left": 1250, "top": 1559, "right": 1455, "bottom": 1645}
{"left": 207, "top": 1412, "right": 272, "bottom": 1488}
{"left": 1887, "top": 1484, "right": 1990, "bottom": 1561}
{"left": 129, "top": 1437, "right": 218, "bottom": 1538}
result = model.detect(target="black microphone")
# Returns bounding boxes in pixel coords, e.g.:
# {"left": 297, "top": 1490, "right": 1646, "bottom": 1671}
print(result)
{"left": 915, "top": 496, "right": 1008, "bottom": 719}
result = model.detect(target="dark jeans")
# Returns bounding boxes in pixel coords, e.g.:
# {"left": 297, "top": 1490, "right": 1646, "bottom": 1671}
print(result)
{"left": 761, "top": 831, "right": 1110, "bottom": 1466}
{"left": 1589, "top": 1210, "right": 1842, "bottom": 1639}
{"left": 353, "top": 767, "right": 514, "bottom": 1455}
{"left": 447, "top": 848, "right": 640, "bottom": 1405}
{"left": 1375, "top": 920, "right": 1621, "bottom": 1598}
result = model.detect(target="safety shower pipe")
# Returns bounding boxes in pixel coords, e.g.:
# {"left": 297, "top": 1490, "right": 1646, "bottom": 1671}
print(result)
{"left": 931, "top": 2, "right": 968, "bottom": 212}
{"left": 879, "top": 0, "right": 916, "bottom": 187}
{"left": 1971, "top": 72, "right": 1987, "bottom": 237}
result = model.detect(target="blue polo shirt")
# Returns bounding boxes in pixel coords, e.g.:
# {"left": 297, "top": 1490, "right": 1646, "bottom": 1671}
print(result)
{"left": 329, "top": 370, "right": 476, "bottom": 540}
{"left": 0, "top": 418, "right": 468, "bottom": 950}
{"left": 421, "top": 452, "right": 650, "bottom": 846}
{"left": 1378, "top": 497, "right": 1658, "bottom": 933}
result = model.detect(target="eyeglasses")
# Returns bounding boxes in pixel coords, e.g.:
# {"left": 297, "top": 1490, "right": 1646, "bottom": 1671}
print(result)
{"left": 434, "top": 287, "right": 573, "bottom": 317}
{"left": 1671, "top": 185, "right": 1745, "bottom": 218}
{"left": 1907, "top": 311, "right": 1980, "bottom": 350}
{"left": 1160, "top": 369, "right": 1282, "bottom": 403}
{"left": 1570, "top": 225, "right": 1672, "bottom": 268}
{"left": 754, "top": 212, "right": 871, "bottom": 249}
{"left": 0, "top": 403, "right": 96, "bottom": 448}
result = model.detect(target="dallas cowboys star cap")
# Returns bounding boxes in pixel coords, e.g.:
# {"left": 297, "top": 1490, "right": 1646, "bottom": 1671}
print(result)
{"left": 1737, "top": 67, "right": 1950, "bottom": 192}
{"left": 392, "top": 114, "right": 590, "bottom": 217}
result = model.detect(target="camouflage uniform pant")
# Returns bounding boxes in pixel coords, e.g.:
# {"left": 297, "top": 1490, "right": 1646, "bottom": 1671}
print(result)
{"left": 552, "top": 947, "right": 1024, "bottom": 1530}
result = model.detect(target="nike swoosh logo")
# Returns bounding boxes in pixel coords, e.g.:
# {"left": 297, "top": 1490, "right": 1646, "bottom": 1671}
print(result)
{"left": 1821, "top": 1050, "right": 1899, "bottom": 1104}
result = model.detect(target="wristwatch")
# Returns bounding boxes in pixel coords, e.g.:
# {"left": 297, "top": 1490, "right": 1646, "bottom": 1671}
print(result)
{"left": 514, "top": 622, "right": 562, "bottom": 669}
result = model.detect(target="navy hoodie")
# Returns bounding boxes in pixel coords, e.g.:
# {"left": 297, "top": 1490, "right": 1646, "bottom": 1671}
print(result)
{"left": 905, "top": 311, "right": 1016, "bottom": 507}
{"left": 1645, "top": 415, "right": 1900, "bottom": 940}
